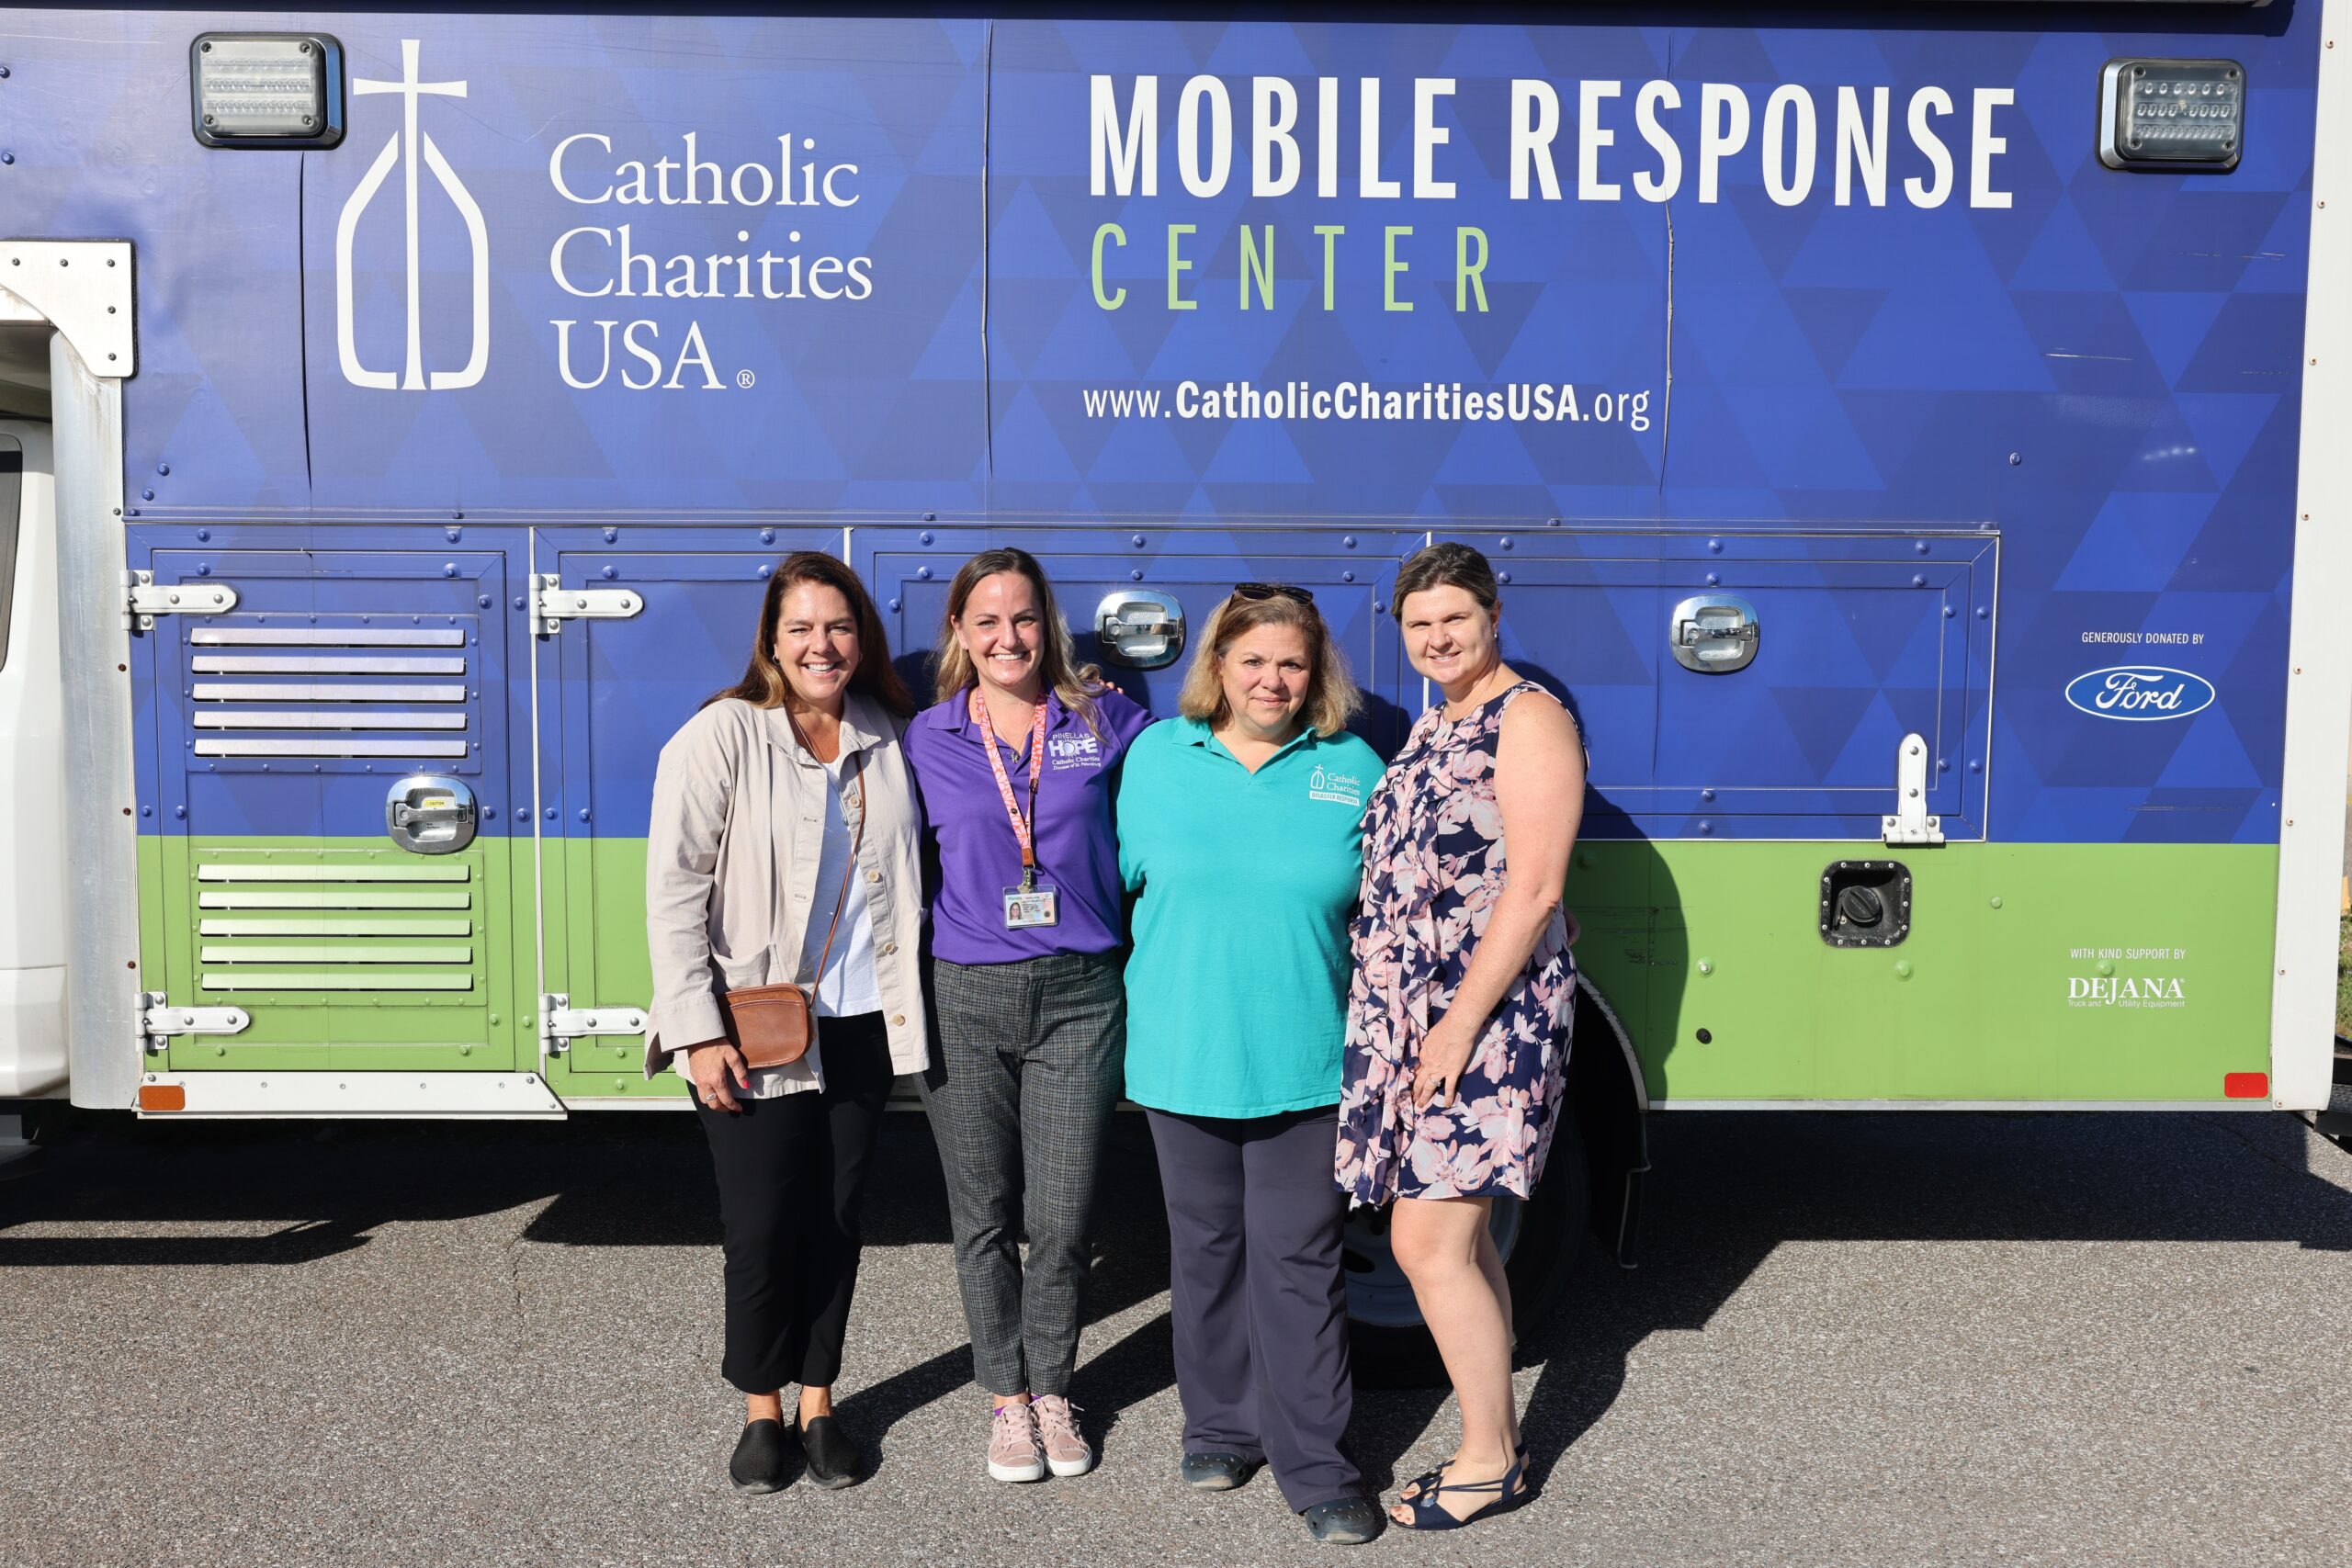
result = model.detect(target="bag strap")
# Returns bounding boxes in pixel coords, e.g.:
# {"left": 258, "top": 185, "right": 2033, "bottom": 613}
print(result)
{"left": 785, "top": 706, "right": 867, "bottom": 991}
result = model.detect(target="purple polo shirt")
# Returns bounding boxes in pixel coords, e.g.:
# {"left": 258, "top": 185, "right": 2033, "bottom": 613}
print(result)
{"left": 906, "top": 685, "right": 1153, "bottom": 964}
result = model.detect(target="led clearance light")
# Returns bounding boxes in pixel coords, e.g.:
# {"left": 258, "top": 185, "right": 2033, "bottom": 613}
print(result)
{"left": 189, "top": 33, "right": 345, "bottom": 149}
{"left": 2099, "top": 59, "right": 2244, "bottom": 173}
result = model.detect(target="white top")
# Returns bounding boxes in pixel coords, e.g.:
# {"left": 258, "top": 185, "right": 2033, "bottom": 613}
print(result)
{"left": 800, "top": 751, "right": 881, "bottom": 1019}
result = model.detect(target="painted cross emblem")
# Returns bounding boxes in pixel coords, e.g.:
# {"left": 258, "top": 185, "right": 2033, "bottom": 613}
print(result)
{"left": 335, "top": 39, "right": 491, "bottom": 390}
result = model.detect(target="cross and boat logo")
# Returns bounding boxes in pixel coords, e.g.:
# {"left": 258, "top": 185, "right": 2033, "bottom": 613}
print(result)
{"left": 335, "top": 39, "right": 490, "bottom": 391}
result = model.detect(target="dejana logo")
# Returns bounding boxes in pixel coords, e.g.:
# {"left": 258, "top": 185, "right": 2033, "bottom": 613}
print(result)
{"left": 2064, "top": 666, "right": 2215, "bottom": 722}
{"left": 336, "top": 39, "right": 490, "bottom": 391}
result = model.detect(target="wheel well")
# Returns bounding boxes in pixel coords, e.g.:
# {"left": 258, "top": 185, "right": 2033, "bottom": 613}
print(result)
{"left": 1567, "top": 971, "right": 1649, "bottom": 1268}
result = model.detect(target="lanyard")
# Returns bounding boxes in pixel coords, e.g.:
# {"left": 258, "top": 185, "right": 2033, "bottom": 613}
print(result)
{"left": 970, "top": 689, "right": 1048, "bottom": 889}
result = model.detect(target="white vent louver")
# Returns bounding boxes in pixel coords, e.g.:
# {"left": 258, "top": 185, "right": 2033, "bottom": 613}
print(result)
{"left": 187, "top": 625, "right": 473, "bottom": 761}
{"left": 194, "top": 859, "right": 479, "bottom": 993}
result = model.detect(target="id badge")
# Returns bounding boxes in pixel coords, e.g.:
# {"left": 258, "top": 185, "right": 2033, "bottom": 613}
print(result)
{"left": 1003, "top": 885, "right": 1059, "bottom": 930}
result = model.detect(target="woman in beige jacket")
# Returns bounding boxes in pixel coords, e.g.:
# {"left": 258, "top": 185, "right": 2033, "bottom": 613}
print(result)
{"left": 644, "top": 551, "right": 929, "bottom": 1494}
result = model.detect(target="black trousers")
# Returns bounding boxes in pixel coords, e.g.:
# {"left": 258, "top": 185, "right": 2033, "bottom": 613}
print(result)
{"left": 1147, "top": 1106, "right": 1361, "bottom": 1513}
{"left": 692, "top": 1011, "right": 894, "bottom": 1394}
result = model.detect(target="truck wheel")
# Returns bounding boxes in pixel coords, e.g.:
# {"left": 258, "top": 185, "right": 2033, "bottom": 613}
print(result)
{"left": 1342, "top": 1114, "right": 1589, "bottom": 1389}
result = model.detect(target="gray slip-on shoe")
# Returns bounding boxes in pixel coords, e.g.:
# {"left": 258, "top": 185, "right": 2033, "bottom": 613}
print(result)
{"left": 1302, "top": 1497, "right": 1385, "bottom": 1545}
{"left": 1179, "top": 1450, "right": 1261, "bottom": 1491}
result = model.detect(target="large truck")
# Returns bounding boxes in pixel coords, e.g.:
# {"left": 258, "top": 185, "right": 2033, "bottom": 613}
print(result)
{"left": 1, "top": 2, "right": 2346, "bottom": 1370}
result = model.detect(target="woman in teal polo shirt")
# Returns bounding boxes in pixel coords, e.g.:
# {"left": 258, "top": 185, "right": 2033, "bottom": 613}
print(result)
{"left": 1115, "top": 584, "right": 1387, "bottom": 1547}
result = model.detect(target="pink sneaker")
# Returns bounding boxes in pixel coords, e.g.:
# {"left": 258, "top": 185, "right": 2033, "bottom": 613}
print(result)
{"left": 987, "top": 1399, "right": 1046, "bottom": 1483}
{"left": 1032, "top": 1394, "right": 1094, "bottom": 1478}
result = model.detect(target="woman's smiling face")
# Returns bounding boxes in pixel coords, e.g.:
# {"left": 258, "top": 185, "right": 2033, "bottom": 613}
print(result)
{"left": 953, "top": 570, "right": 1046, "bottom": 699}
{"left": 773, "top": 581, "right": 861, "bottom": 711}
{"left": 1398, "top": 583, "right": 1499, "bottom": 689}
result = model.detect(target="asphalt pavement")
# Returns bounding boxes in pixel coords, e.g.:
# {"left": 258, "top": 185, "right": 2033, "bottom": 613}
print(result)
{"left": 5, "top": 1106, "right": 2350, "bottom": 1567}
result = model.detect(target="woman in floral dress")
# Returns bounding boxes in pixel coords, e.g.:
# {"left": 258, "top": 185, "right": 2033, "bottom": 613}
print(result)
{"left": 1336, "top": 543, "right": 1586, "bottom": 1531}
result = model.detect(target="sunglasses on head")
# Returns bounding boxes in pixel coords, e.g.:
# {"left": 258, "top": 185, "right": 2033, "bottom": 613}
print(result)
{"left": 1232, "top": 581, "right": 1314, "bottom": 605}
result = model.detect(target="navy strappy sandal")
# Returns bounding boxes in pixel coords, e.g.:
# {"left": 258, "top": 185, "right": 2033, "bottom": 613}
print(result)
{"left": 1396, "top": 1441, "right": 1528, "bottom": 1505}
{"left": 1390, "top": 1451, "right": 1532, "bottom": 1531}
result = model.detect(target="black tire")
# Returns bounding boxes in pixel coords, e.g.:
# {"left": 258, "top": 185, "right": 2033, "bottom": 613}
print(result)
{"left": 1343, "top": 1113, "right": 1589, "bottom": 1389}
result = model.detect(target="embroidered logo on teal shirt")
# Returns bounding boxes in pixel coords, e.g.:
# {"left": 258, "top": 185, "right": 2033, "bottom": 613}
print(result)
{"left": 1307, "top": 764, "right": 1362, "bottom": 807}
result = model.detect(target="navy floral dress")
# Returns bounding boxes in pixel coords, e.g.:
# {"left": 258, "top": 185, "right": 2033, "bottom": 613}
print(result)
{"left": 1337, "top": 681, "right": 1577, "bottom": 1205}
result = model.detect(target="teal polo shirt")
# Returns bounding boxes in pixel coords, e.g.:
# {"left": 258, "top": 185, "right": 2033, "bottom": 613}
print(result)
{"left": 1115, "top": 716, "right": 1385, "bottom": 1119}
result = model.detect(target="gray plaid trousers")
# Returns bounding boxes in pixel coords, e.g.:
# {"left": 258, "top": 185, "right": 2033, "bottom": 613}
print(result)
{"left": 919, "top": 952, "right": 1126, "bottom": 1397}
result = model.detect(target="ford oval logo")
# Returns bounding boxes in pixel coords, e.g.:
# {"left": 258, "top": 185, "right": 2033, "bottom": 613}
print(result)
{"left": 2064, "top": 665, "right": 2216, "bottom": 722}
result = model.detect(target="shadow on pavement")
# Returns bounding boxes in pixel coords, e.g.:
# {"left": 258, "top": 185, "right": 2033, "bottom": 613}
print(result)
{"left": 6, "top": 1103, "right": 2350, "bottom": 1491}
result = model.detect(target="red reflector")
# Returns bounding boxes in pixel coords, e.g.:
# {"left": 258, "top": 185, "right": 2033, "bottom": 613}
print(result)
{"left": 2222, "top": 1072, "right": 2268, "bottom": 1100}
{"left": 138, "top": 1084, "right": 186, "bottom": 1111}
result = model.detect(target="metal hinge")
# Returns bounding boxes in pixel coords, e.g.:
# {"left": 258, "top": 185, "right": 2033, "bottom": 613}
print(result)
{"left": 540, "top": 992, "right": 647, "bottom": 1055}
{"left": 138, "top": 992, "right": 251, "bottom": 1054}
{"left": 1881, "top": 731, "right": 1947, "bottom": 847}
{"left": 126, "top": 570, "right": 239, "bottom": 631}
{"left": 535, "top": 575, "right": 643, "bottom": 636}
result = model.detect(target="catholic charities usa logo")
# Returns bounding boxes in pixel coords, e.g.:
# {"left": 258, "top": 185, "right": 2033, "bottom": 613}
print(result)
{"left": 334, "top": 38, "right": 876, "bottom": 395}
{"left": 1308, "top": 765, "right": 1363, "bottom": 807}
{"left": 336, "top": 40, "right": 491, "bottom": 391}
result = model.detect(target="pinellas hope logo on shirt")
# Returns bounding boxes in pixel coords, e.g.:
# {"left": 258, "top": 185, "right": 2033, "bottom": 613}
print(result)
{"left": 1048, "top": 730, "right": 1102, "bottom": 770}
{"left": 1307, "top": 765, "right": 1363, "bottom": 807}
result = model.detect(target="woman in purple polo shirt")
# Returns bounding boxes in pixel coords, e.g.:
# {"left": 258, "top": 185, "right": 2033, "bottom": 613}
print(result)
{"left": 903, "top": 547, "right": 1150, "bottom": 1484}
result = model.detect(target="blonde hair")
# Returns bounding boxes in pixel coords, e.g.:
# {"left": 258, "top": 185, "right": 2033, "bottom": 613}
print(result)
{"left": 932, "top": 548, "right": 1103, "bottom": 733}
{"left": 1178, "top": 592, "right": 1363, "bottom": 737}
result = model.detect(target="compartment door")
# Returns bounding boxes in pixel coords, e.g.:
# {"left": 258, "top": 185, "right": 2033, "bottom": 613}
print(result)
{"left": 533, "top": 528, "right": 839, "bottom": 1098}
{"left": 854, "top": 527, "right": 1420, "bottom": 751}
{"left": 141, "top": 544, "right": 519, "bottom": 1072}
{"left": 1648, "top": 532, "right": 1996, "bottom": 837}
{"left": 1436, "top": 527, "right": 1995, "bottom": 839}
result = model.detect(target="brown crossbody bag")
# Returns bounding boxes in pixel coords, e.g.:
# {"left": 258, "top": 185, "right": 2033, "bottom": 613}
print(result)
{"left": 718, "top": 728, "right": 865, "bottom": 1072}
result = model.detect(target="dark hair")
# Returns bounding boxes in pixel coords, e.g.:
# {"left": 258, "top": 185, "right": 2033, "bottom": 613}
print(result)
{"left": 705, "top": 552, "right": 915, "bottom": 717}
{"left": 933, "top": 547, "right": 1103, "bottom": 733}
{"left": 1391, "top": 542, "right": 1500, "bottom": 622}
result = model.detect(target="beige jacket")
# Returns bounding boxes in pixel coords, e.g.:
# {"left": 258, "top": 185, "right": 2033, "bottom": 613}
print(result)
{"left": 643, "top": 693, "right": 930, "bottom": 1094}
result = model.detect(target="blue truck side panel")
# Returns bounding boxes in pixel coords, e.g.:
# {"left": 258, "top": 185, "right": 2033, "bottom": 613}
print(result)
{"left": 0, "top": 6, "right": 2315, "bottom": 850}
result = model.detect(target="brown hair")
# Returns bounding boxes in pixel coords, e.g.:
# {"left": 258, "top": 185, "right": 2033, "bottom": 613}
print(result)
{"left": 932, "top": 547, "right": 1102, "bottom": 732}
{"left": 1391, "top": 542, "right": 1500, "bottom": 622}
{"left": 1178, "top": 591, "right": 1363, "bottom": 737}
{"left": 705, "top": 551, "right": 915, "bottom": 717}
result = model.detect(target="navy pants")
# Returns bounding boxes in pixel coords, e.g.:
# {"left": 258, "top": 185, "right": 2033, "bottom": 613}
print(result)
{"left": 1146, "top": 1106, "right": 1361, "bottom": 1512}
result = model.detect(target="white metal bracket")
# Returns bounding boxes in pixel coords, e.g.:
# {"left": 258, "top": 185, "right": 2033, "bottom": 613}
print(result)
{"left": 138, "top": 992, "right": 251, "bottom": 1055}
{"left": 137, "top": 1070, "right": 566, "bottom": 1120}
{"left": 0, "top": 239, "right": 135, "bottom": 376}
{"left": 541, "top": 992, "right": 647, "bottom": 1055}
{"left": 535, "top": 574, "right": 643, "bottom": 636}
{"left": 1881, "top": 731, "right": 1946, "bottom": 847}
{"left": 126, "top": 570, "right": 239, "bottom": 631}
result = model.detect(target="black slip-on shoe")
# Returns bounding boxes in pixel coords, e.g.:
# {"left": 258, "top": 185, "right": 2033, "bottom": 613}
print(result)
{"left": 797, "top": 1415, "right": 864, "bottom": 1489}
{"left": 1302, "top": 1497, "right": 1386, "bottom": 1545}
{"left": 1179, "top": 1450, "right": 1261, "bottom": 1492}
{"left": 729, "top": 1418, "right": 788, "bottom": 1493}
